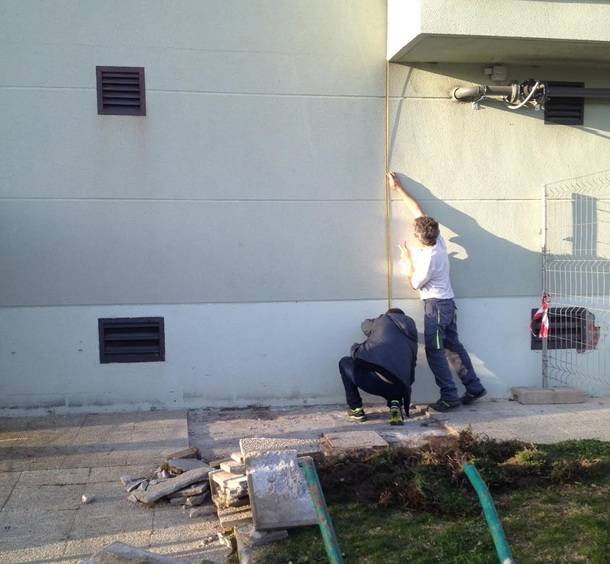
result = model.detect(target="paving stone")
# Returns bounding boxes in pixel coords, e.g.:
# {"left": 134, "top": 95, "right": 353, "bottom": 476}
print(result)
{"left": 81, "top": 541, "right": 181, "bottom": 563}
{"left": 90, "top": 465, "right": 155, "bottom": 484}
{"left": 245, "top": 449, "right": 317, "bottom": 530}
{"left": 18, "top": 467, "right": 90, "bottom": 485}
{"left": 3, "top": 483, "right": 86, "bottom": 512}
{"left": 230, "top": 451, "right": 243, "bottom": 463}
{"left": 165, "top": 446, "right": 199, "bottom": 460}
{"left": 240, "top": 437, "right": 321, "bottom": 457}
{"left": 511, "top": 386, "right": 586, "bottom": 405}
{"left": 323, "top": 430, "right": 388, "bottom": 451}
{"left": 133, "top": 466, "right": 211, "bottom": 505}
{"left": 0, "top": 507, "right": 77, "bottom": 550}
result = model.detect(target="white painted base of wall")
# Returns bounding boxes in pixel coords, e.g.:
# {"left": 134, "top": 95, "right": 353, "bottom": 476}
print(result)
{"left": 0, "top": 297, "right": 541, "bottom": 416}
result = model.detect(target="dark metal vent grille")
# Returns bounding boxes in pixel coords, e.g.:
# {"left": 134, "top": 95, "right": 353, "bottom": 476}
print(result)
{"left": 545, "top": 81, "right": 584, "bottom": 125}
{"left": 99, "top": 317, "right": 164, "bottom": 363}
{"left": 96, "top": 66, "right": 146, "bottom": 116}
{"left": 531, "top": 307, "right": 598, "bottom": 351}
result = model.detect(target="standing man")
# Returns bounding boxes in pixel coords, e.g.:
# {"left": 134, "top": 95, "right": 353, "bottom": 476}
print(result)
{"left": 387, "top": 172, "right": 486, "bottom": 411}
{"left": 339, "top": 308, "right": 417, "bottom": 425}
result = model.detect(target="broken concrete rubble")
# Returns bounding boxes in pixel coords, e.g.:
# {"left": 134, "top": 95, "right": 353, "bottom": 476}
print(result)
{"left": 221, "top": 458, "right": 246, "bottom": 474}
{"left": 210, "top": 468, "right": 249, "bottom": 509}
{"left": 163, "top": 457, "right": 209, "bottom": 474}
{"left": 132, "top": 466, "right": 211, "bottom": 505}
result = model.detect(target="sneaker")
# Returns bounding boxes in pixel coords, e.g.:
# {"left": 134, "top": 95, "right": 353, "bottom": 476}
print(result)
{"left": 461, "top": 388, "right": 487, "bottom": 405}
{"left": 428, "top": 399, "right": 461, "bottom": 412}
{"left": 389, "top": 400, "right": 404, "bottom": 426}
{"left": 348, "top": 407, "right": 367, "bottom": 422}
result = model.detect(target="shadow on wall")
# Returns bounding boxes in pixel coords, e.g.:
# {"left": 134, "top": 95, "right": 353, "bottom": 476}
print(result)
{"left": 390, "top": 174, "right": 542, "bottom": 299}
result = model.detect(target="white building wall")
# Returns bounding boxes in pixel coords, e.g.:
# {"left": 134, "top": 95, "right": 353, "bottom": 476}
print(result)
{"left": 1, "top": 1, "right": 608, "bottom": 414}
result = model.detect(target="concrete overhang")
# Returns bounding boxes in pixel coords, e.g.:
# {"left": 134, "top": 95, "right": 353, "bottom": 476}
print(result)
{"left": 388, "top": 0, "right": 610, "bottom": 64}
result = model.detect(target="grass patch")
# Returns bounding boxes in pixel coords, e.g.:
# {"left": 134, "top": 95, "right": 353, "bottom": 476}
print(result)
{"left": 255, "top": 432, "right": 610, "bottom": 563}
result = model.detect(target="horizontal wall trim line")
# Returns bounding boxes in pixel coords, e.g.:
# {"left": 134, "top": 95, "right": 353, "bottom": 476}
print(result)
{"left": 0, "top": 197, "right": 543, "bottom": 203}
{"left": 0, "top": 294, "right": 542, "bottom": 310}
{"left": 0, "top": 85, "right": 463, "bottom": 102}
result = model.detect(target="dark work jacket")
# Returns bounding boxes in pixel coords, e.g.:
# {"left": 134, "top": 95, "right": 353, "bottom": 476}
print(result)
{"left": 350, "top": 312, "right": 418, "bottom": 394}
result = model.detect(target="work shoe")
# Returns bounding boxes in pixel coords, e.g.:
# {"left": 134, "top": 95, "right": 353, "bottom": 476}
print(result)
{"left": 428, "top": 399, "right": 461, "bottom": 412}
{"left": 461, "top": 388, "right": 487, "bottom": 405}
{"left": 388, "top": 400, "right": 404, "bottom": 425}
{"left": 348, "top": 407, "right": 367, "bottom": 422}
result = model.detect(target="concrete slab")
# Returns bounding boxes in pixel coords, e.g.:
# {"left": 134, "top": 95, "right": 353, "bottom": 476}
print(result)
{"left": 245, "top": 449, "right": 317, "bottom": 530}
{"left": 511, "top": 386, "right": 586, "bottom": 404}
{"left": 81, "top": 541, "right": 181, "bottom": 563}
{"left": 323, "top": 430, "right": 388, "bottom": 451}
{"left": 0, "top": 410, "right": 195, "bottom": 563}
{"left": 432, "top": 398, "right": 610, "bottom": 443}
{"left": 240, "top": 437, "right": 322, "bottom": 457}
{"left": 18, "top": 467, "right": 90, "bottom": 485}
{"left": 188, "top": 404, "right": 438, "bottom": 461}
{"left": 3, "top": 483, "right": 86, "bottom": 512}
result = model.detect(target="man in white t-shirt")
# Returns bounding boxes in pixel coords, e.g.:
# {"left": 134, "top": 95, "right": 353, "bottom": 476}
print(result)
{"left": 387, "top": 172, "right": 486, "bottom": 411}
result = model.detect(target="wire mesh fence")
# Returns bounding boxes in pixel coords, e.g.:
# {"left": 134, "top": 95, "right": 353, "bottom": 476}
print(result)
{"left": 543, "top": 169, "right": 610, "bottom": 395}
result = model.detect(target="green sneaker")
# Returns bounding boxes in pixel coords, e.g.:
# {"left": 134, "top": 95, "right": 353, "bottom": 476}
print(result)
{"left": 348, "top": 407, "right": 367, "bottom": 422}
{"left": 389, "top": 401, "right": 404, "bottom": 426}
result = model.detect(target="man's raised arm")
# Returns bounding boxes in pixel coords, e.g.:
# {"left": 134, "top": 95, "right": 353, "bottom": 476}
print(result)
{"left": 387, "top": 172, "right": 425, "bottom": 219}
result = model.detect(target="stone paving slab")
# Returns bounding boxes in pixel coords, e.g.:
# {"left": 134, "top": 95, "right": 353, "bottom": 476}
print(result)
{"left": 432, "top": 397, "right": 610, "bottom": 443}
{"left": 189, "top": 404, "right": 437, "bottom": 460}
{"left": 19, "top": 467, "right": 90, "bottom": 485}
{"left": 323, "top": 430, "right": 389, "bottom": 451}
{"left": 0, "top": 410, "right": 226, "bottom": 563}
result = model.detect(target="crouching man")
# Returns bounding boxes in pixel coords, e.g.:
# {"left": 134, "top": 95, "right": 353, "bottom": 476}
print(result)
{"left": 339, "top": 308, "right": 418, "bottom": 425}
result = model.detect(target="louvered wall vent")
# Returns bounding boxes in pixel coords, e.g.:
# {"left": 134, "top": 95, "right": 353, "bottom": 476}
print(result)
{"left": 545, "top": 81, "right": 584, "bottom": 125}
{"left": 98, "top": 317, "right": 164, "bottom": 363}
{"left": 96, "top": 66, "right": 146, "bottom": 116}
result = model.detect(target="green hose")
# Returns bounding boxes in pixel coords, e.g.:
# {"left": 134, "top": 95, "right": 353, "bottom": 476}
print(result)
{"left": 300, "top": 457, "right": 344, "bottom": 564}
{"left": 464, "top": 463, "right": 515, "bottom": 564}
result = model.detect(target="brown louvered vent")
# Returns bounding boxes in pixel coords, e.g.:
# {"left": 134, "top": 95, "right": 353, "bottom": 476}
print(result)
{"left": 98, "top": 317, "right": 164, "bottom": 363}
{"left": 96, "top": 66, "right": 146, "bottom": 116}
{"left": 545, "top": 81, "right": 584, "bottom": 125}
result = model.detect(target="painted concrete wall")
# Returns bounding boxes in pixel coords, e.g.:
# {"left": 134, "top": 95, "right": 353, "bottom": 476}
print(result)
{"left": 388, "top": 0, "right": 610, "bottom": 61}
{"left": 1, "top": 2, "right": 609, "bottom": 413}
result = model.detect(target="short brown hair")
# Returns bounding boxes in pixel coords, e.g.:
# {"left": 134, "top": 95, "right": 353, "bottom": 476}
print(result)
{"left": 414, "top": 216, "right": 439, "bottom": 246}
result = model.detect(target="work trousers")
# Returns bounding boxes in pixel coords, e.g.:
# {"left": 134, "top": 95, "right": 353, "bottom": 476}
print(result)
{"left": 424, "top": 298, "right": 484, "bottom": 402}
{"left": 339, "top": 357, "right": 404, "bottom": 409}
